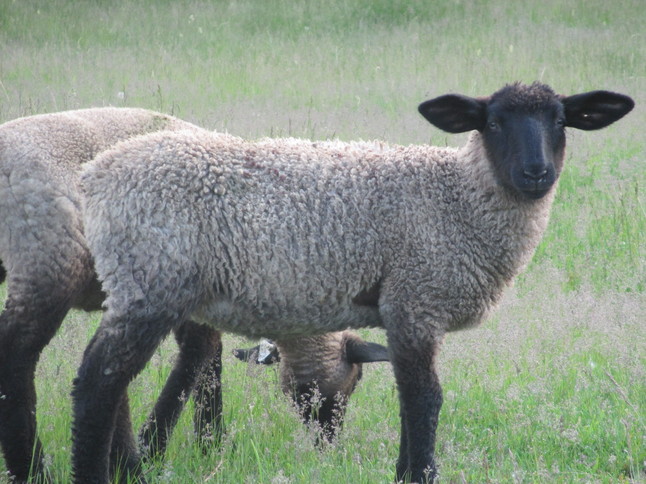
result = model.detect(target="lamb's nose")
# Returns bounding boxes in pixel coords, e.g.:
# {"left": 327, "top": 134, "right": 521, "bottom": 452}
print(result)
{"left": 523, "top": 169, "right": 548, "bottom": 181}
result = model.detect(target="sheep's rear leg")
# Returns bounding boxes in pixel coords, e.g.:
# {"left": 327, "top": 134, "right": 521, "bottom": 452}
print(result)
{"left": 387, "top": 325, "right": 443, "bottom": 483}
{"left": 191, "top": 328, "right": 224, "bottom": 452}
{"left": 110, "top": 393, "right": 146, "bottom": 483}
{"left": 138, "top": 321, "right": 223, "bottom": 459}
{"left": 0, "top": 297, "right": 68, "bottom": 483}
{"left": 72, "top": 311, "right": 175, "bottom": 484}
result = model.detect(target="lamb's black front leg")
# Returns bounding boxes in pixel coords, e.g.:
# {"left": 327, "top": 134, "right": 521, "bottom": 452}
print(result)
{"left": 396, "top": 405, "right": 410, "bottom": 479}
{"left": 387, "top": 325, "right": 443, "bottom": 483}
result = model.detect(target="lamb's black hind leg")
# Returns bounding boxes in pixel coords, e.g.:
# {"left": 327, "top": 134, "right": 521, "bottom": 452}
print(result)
{"left": 0, "top": 296, "right": 68, "bottom": 483}
{"left": 138, "top": 321, "right": 223, "bottom": 459}
{"left": 110, "top": 393, "right": 146, "bottom": 484}
{"left": 191, "top": 327, "right": 223, "bottom": 451}
{"left": 72, "top": 310, "right": 176, "bottom": 484}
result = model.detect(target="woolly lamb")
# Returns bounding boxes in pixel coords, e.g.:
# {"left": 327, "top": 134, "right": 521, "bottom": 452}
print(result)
{"left": 0, "top": 107, "right": 225, "bottom": 483}
{"left": 74, "top": 82, "right": 633, "bottom": 483}
{"left": 233, "top": 332, "right": 389, "bottom": 441}
{"left": 0, "top": 107, "right": 386, "bottom": 482}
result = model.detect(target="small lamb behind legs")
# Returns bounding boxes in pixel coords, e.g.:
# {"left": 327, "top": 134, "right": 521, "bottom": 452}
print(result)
{"left": 234, "top": 332, "right": 389, "bottom": 442}
{"left": 74, "top": 82, "right": 633, "bottom": 483}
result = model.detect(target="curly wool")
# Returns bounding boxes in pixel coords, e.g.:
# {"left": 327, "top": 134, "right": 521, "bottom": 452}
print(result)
{"left": 82, "top": 128, "right": 553, "bottom": 340}
{"left": 0, "top": 107, "right": 209, "bottom": 480}
{"left": 276, "top": 332, "right": 365, "bottom": 399}
{"left": 0, "top": 107, "right": 199, "bottom": 307}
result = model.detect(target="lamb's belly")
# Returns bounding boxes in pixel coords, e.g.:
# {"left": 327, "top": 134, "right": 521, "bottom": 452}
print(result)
{"left": 192, "top": 298, "right": 381, "bottom": 339}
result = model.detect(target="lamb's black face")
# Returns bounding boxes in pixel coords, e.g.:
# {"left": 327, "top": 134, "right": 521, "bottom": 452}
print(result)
{"left": 418, "top": 82, "right": 634, "bottom": 201}
{"left": 482, "top": 96, "right": 566, "bottom": 199}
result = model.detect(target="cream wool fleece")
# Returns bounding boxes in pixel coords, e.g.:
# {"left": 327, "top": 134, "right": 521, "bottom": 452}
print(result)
{"left": 82, "top": 129, "right": 553, "bottom": 340}
{"left": 0, "top": 107, "right": 200, "bottom": 306}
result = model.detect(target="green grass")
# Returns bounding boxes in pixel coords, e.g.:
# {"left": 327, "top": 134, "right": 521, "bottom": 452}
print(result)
{"left": 1, "top": 0, "right": 644, "bottom": 482}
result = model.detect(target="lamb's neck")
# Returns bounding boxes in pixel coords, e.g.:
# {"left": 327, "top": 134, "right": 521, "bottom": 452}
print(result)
{"left": 460, "top": 132, "right": 556, "bottom": 279}
{"left": 276, "top": 334, "right": 344, "bottom": 377}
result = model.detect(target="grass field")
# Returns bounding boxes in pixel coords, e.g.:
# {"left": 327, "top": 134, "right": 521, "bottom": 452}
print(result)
{"left": 1, "top": 0, "right": 644, "bottom": 482}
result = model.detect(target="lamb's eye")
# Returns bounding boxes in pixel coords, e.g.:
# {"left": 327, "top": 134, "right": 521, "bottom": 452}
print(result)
{"left": 487, "top": 121, "right": 500, "bottom": 131}
{"left": 556, "top": 117, "right": 566, "bottom": 127}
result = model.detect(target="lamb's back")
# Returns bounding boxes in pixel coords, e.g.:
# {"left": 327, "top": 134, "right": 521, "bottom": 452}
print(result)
{"left": 0, "top": 108, "right": 199, "bottom": 283}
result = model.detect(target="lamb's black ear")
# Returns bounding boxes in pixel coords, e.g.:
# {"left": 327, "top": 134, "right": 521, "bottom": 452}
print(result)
{"left": 345, "top": 340, "right": 390, "bottom": 364}
{"left": 233, "top": 341, "right": 280, "bottom": 364}
{"left": 562, "top": 90, "right": 634, "bottom": 130}
{"left": 259, "top": 346, "right": 280, "bottom": 364}
{"left": 418, "top": 94, "right": 488, "bottom": 133}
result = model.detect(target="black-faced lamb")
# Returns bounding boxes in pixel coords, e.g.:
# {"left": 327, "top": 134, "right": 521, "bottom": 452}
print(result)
{"left": 0, "top": 107, "right": 225, "bottom": 483}
{"left": 73, "top": 82, "right": 634, "bottom": 483}
{"left": 233, "top": 332, "right": 389, "bottom": 441}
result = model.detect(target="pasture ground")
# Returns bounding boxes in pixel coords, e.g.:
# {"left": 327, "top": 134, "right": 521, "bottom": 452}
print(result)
{"left": 1, "top": 0, "right": 644, "bottom": 482}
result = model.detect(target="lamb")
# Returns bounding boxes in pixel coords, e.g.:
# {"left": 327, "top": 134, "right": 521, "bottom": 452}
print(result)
{"left": 0, "top": 107, "right": 226, "bottom": 483}
{"left": 233, "top": 332, "right": 389, "bottom": 441}
{"left": 0, "top": 107, "right": 388, "bottom": 482}
{"left": 73, "top": 82, "right": 634, "bottom": 483}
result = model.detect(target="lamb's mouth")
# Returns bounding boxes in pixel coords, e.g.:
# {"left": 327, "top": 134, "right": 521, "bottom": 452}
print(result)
{"left": 519, "top": 184, "right": 551, "bottom": 200}
{"left": 512, "top": 170, "right": 555, "bottom": 199}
